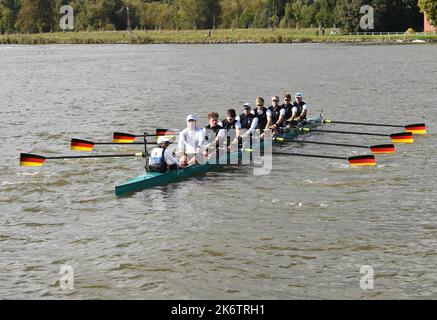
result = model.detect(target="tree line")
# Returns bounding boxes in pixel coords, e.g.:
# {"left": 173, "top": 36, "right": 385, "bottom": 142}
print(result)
{"left": 0, "top": 0, "right": 435, "bottom": 34}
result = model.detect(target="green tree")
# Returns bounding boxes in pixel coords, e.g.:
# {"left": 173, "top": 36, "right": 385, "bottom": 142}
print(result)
{"left": 335, "top": 0, "right": 367, "bottom": 32}
{"left": 299, "top": 1, "right": 318, "bottom": 27}
{"left": 0, "top": 0, "right": 428, "bottom": 33}
{"left": 53, "top": 0, "right": 68, "bottom": 32}
{"left": 0, "top": 0, "right": 21, "bottom": 33}
{"left": 69, "top": 0, "right": 98, "bottom": 31}
{"left": 220, "top": 0, "right": 243, "bottom": 28}
{"left": 239, "top": 8, "right": 254, "bottom": 28}
{"left": 17, "top": 0, "right": 55, "bottom": 33}
{"left": 315, "top": 0, "right": 336, "bottom": 27}
{"left": 280, "top": 2, "right": 294, "bottom": 28}
{"left": 177, "top": 0, "right": 220, "bottom": 29}
{"left": 369, "top": 0, "right": 422, "bottom": 31}
{"left": 419, "top": 0, "right": 437, "bottom": 26}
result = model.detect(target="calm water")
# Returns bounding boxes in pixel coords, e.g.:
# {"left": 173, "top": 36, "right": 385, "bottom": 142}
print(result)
{"left": 0, "top": 44, "right": 436, "bottom": 299}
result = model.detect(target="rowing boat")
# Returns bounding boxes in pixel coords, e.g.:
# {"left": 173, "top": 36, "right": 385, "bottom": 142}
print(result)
{"left": 115, "top": 114, "right": 323, "bottom": 196}
{"left": 114, "top": 114, "right": 324, "bottom": 197}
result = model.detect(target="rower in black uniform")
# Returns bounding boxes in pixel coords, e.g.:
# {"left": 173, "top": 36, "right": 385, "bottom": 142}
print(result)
{"left": 252, "top": 97, "right": 269, "bottom": 139}
{"left": 267, "top": 95, "right": 286, "bottom": 134}
{"left": 287, "top": 92, "right": 309, "bottom": 128}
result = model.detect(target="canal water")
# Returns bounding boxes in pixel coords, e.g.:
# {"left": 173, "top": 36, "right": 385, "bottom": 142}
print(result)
{"left": 0, "top": 44, "right": 436, "bottom": 299}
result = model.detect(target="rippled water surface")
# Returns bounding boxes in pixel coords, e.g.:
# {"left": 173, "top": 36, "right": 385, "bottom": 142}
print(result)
{"left": 1, "top": 44, "right": 436, "bottom": 299}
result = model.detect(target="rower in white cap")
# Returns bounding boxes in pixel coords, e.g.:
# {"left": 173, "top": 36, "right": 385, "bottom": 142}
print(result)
{"left": 178, "top": 114, "right": 205, "bottom": 166}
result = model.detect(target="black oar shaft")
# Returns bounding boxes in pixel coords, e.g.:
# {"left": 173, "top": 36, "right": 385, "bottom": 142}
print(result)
{"left": 306, "top": 129, "right": 388, "bottom": 137}
{"left": 325, "top": 120, "right": 403, "bottom": 128}
{"left": 146, "top": 133, "right": 179, "bottom": 137}
{"left": 272, "top": 152, "right": 346, "bottom": 161}
{"left": 277, "top": 139, "right": 368, "bottom": 149}
{"left": 95, "top": 142, "right": 158, "bottom": 145}
{"left": 46, "top": 154, "right": 140, "bottom": 160}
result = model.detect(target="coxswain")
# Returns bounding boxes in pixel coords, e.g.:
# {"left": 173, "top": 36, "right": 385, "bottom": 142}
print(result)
{"left": 148, "top": 136, "right": 179, "bottom": 172}
{"left": 178, "top": 114, "right": 205, "bottom": 166}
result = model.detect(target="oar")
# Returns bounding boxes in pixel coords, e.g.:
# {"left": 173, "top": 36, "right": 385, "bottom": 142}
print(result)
{"left": 113, "top": 129, "right": 180, "bottom": 143}
{"left": 323, "top": 120, "right": 427, "bottom": 135}
{"left": 271, "top": 152, "right": 376, "bottom": 167}
{"left": 71, "top": 138, "right": 157, "bottom": 151}
{"left": 274, "top": 137, "right": 396, "bottom": 154}
{"left": 19, "top": 152, "right": 145, "bottom": 167}
{"left": 113, "top": 132, "right": 142, "bottom": 143}
{"left": 203, "top": 148, "right": 376, "bottom": 167}
{"left": 299, "top": 128, "right": 414, "bottom": 144}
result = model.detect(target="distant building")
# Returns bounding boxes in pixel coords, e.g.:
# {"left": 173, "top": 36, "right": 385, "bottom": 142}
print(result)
{"left": 424, "top": 13, "right": 436, "bottom": 32}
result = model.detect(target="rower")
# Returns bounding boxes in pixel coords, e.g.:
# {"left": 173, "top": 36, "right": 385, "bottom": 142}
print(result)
{"left": 219, "top": 109, "right": 241, "bottom": 130}
{"left": 237, "top": 103, "right": 258, "bottom": 139}
{"left": 178, "top": 114, "right": 205, "bottom": 167}
{"left": 267, "top": 95, "right": 286, "bottom": 133}
{"left": 203, "top": 112, "right": 225, "bottom": 157}
{"left": 252, "top": 97, "right": 269, "bottom": 139}
{"left": 148, "top": 136, "right": 179, "bottom": 173}
{"left": 287, "top": 92, "right": 308, "bottom": 128}
{"left": 281, "top": 93, "right": 294, "bottom": 128}
{"left": 219, "top": 109, "right": 241, "bottom": 146}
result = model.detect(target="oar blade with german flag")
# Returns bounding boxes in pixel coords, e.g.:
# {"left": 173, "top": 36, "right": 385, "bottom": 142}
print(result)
{"left": 390, "top": 132, "right": 414, "bottom": 144}
{"left": 20, "top": 153, "right": 46, "bottom": 167}
{"left": 156, "top": 129, "right": 179, "bottom": 137}
{"left": 369, "top": 144, "right": 396, "bottom": 154}
{"left": 405, "top": 123, "right": 427, "bottom": 135}
{"left": 347, "top": 155, "right": 377, "bottom": 167}
{"left": 113, "top": 132, "right": 137, "bottom": 143}
{"left": 71, "top": 139, "right": 95, "bottom": 151}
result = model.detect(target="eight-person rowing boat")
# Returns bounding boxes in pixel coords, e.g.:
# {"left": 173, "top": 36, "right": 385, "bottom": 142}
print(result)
{"left": 114, "top": 112, "right": 324, "bottom": 197}
{"left": 19, "top": 91, "right": 427, "bottom": 197}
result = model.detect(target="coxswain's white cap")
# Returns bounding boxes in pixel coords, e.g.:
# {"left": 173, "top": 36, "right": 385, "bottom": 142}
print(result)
{"left": 157, "top": 136, "right": 171, "bottom": 144}
{"left": 186, "top": 114, "right": 198, "bottom": 122}
{"left": 243, "top": 102, "right": 252, "bottom": 109}
{"left": 295, "top": 92, "right": 303, "bottom": 98}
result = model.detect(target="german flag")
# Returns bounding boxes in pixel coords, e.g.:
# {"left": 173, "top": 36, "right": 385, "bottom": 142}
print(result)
{"left": 71, "top": 139, "right": 95, "bottom": 151}
{"left": 113, "top": 132, "right": 136, "bottom": 143}
{"left": 390, "top": 132, "right": 414, "bottom": 144}
{"left": 156, "top": 129, "right": 178, "bottom": 136}
{"left": 348, "top": 155, "right": 376, "bottom": 167}
{"left": 20, "top": 153, "right": 46, "bottom": 167}
{"left": 370, "top": 144, "right": 396, "bottom": 154}
{"left": 405, "top": 123, "right": 427, "bottom": 135}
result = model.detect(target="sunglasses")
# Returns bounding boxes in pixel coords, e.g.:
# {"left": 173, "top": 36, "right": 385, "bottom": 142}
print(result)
{"left": 272, "top": 100, "right": 279, "bottom": 102}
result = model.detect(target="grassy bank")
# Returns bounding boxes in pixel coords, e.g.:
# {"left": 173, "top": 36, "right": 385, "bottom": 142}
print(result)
{"left": 1, "top": 28, "right": 436, "bottom": 44}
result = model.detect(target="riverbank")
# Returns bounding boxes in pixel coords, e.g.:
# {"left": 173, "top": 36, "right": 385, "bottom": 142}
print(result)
{"left": 1, "top": 28, "right": 436, "bottom": 44}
